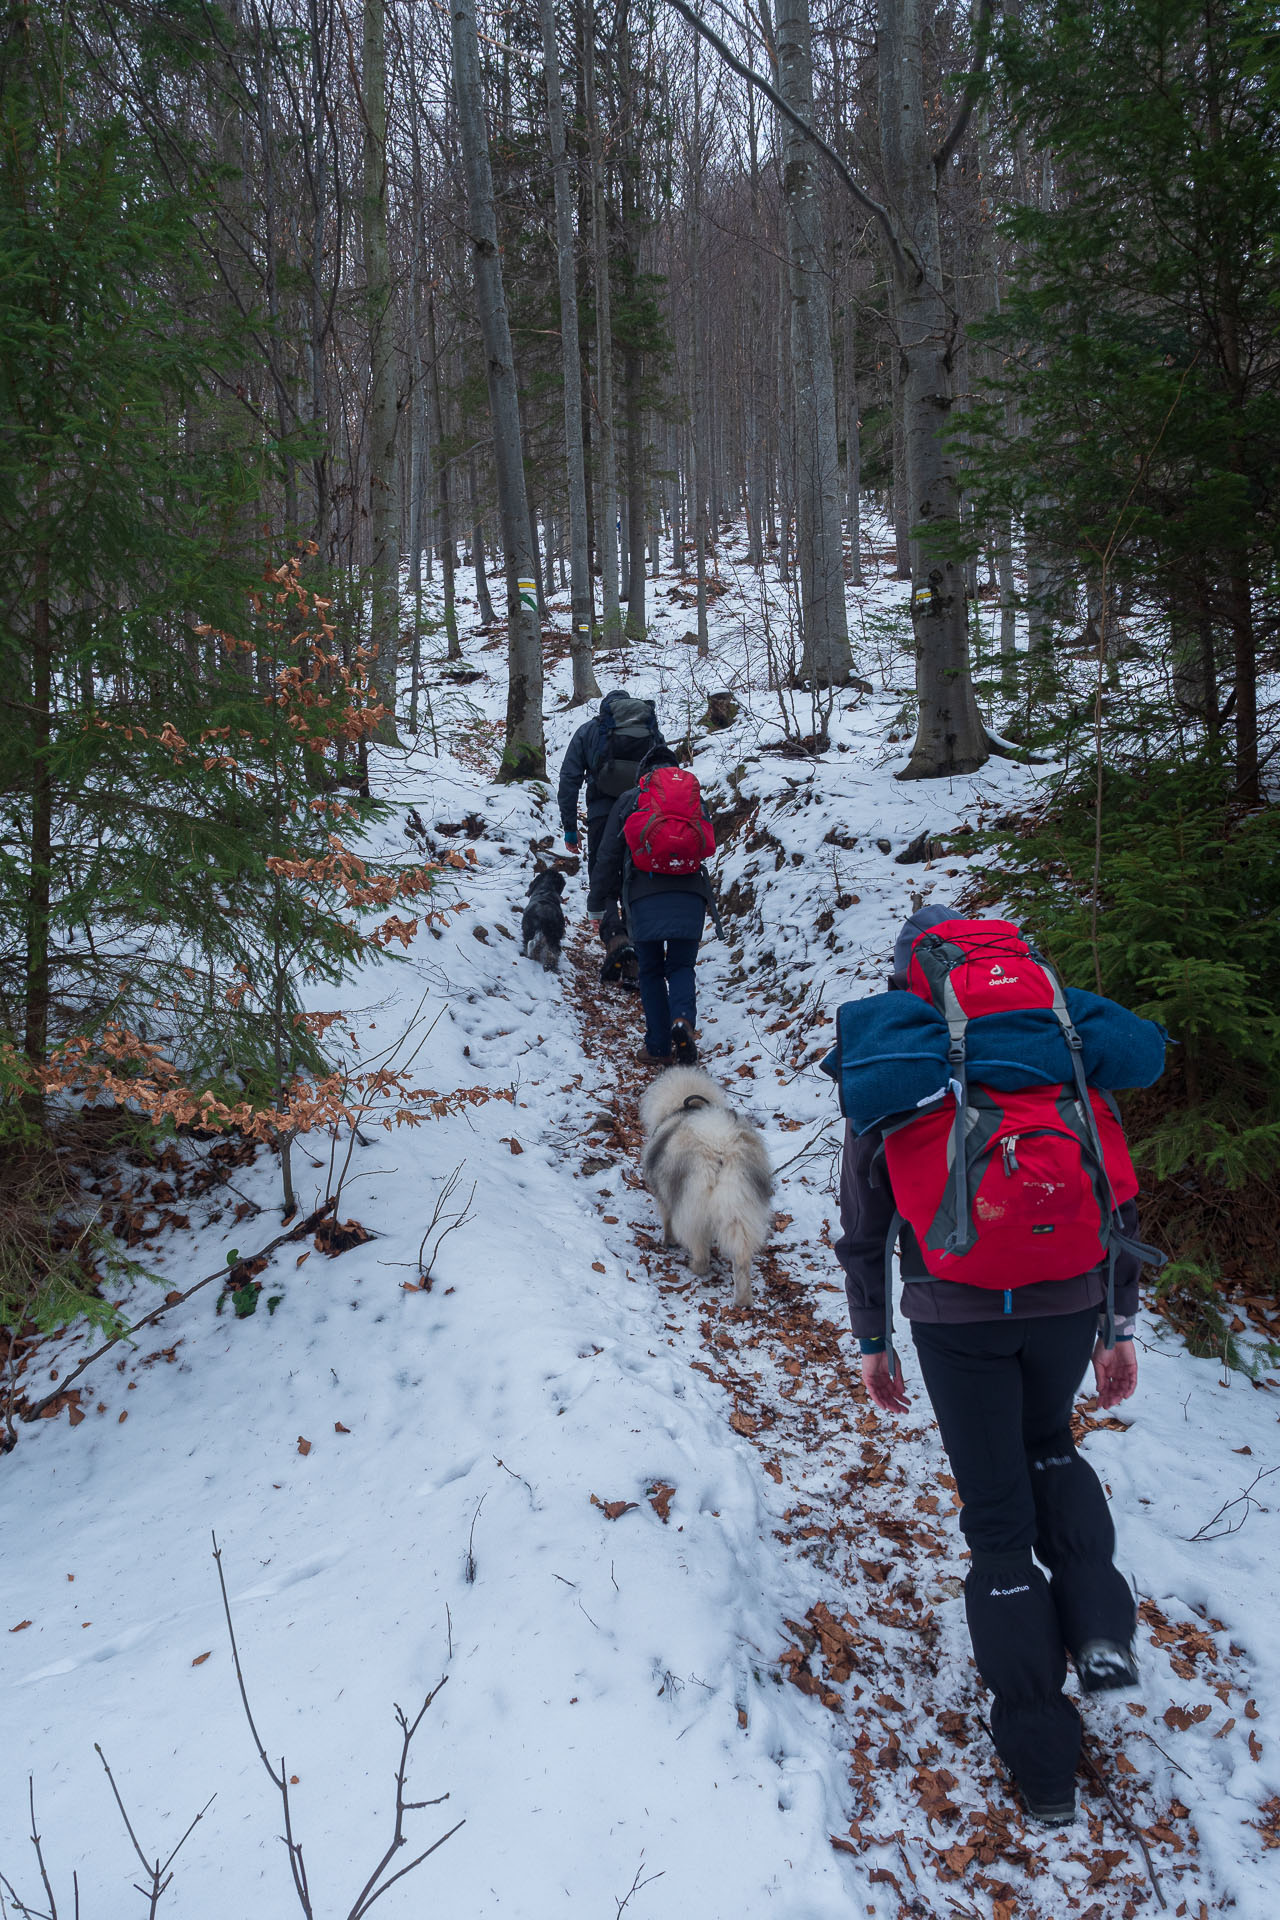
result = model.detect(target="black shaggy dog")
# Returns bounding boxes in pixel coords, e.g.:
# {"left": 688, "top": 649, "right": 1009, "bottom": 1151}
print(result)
{"left": 521, "top": 869, "right": 567, "bottom": 972}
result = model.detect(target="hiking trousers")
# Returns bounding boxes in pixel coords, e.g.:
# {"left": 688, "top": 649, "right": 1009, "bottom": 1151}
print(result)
{"left": 632, "top": 936, "right": 699, "bottom": 1058}
{"left": 911, "top": 1310, "right": 1135, "bottom": 1806}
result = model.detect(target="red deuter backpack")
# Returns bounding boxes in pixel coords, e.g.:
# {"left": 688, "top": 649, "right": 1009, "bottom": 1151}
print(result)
{"left": 623, "top": 767, "right": 715, "bottom": 875}
{"left": 880, "top": 918, "right": 1154, "bottom": 1330}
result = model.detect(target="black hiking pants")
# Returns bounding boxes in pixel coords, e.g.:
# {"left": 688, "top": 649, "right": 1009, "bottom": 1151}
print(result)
{"left": 911, "top": 1310, "right": 1135, "bottom": 1806}
{"left": 586, "top": 812, "right": 623, "bottom": 946}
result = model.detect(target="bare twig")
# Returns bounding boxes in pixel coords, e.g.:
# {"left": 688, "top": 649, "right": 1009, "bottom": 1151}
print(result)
{"left": 1137, "top": 1729, "right": 1193, "bottom": 1782}
{"left": 1080, "top": 1743, "right": 1166, "bottom": 1911}
{"left": 1184, "top": 1463, "right": 1278, "bottom": 1542}
{"left": 345, "top": 1683, "right": 462, "bottom": 1919}
{"left": 416, "top": 1165, "right": 476, "bottom": 1283}
{"left": 93, "top": 1746, "right": 213, "bottom": 1917}
{"left": 211, "top": 1534, "right": 313, "bottom": 1917}
{"left": 212, "top": 1537, "right": 461, "bottom": 1919}
{"left": 615, "top": 1855, "right": 664, "bottom": 1917}
{"left": 464, "top": 1493, "right": 486, "bottom": 1583}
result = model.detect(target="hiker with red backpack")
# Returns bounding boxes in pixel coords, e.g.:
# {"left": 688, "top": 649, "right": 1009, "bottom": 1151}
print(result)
{"left": 825, "top": 905, "right": 1167, "bottom": 1829}
{"left": 587, "top": 745, "right": 718, "bottom": 1066}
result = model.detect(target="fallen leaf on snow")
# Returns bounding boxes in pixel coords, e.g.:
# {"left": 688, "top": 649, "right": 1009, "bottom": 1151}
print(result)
{"left": 192, "top": 1652, "right": 211, "bottom": 1667}
{"left": 9, "top": 1620, "right": 32, "bottom": 1633}
{"left": 1164, "top": 1703, "right": 1211, "bottom": 1730}
{"left": 297, "top": 1436, "right": 312, "bottom": 1457}
{"left": 647, "top": 1481, "right": 676, "bottom": 1523}
{"left": 334, "top": 1422, "right": 350, "bottom": 1434}
{"left": 590, "top": 1494, "right": 638, "bottom": 1521}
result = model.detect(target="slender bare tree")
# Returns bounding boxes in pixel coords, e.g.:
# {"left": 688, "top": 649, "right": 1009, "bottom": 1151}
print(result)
{"left": 449, "top": 0, "right": 546, "bottom": 778}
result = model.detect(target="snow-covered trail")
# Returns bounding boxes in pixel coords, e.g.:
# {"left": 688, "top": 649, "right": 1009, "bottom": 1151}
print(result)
{"left": 2, "top": 533, "right": 1277, "bottom": 1919}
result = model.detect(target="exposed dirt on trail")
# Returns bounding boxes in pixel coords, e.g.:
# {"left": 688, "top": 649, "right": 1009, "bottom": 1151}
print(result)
{"left": 563, "top": 926, "right": 1231, "bottom": 1919}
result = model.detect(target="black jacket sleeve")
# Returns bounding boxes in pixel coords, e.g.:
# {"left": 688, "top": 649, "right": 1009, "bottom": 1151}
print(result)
{"left": 586, "top": 788, "right": 636, "bottom": 913}
{"left": 833, "top": 1124, "right": 896, "bottom": 1343}
{"left": 557, "top": 723, "right": 594, "bottom": 837}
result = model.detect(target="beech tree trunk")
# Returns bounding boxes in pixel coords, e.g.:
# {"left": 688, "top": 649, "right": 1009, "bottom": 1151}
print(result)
{"left": 426, "top": 288, "right": 460, "bottom": 660}
{"left": 451, "top": 0, "right": 545, "bottom": 779}
{"left": 540, "top": 0, "right": 599, "bottom": 703}
{"left": 469, "top": 453, "right": 496, "bottom": 624}
{"left": 774, "top": 0, "right": 852, "bottom": 686}
{"left": 584, "top": 0, "right": 621, "bottom": 645}
{"left": 361, "top": 0, "right": 400, "bottom": 740}
{"left": 877, "top": 0, "right": 987, "bottom": 777}
{"left": 841, "top": 285, "right": 864, "bottom": 586}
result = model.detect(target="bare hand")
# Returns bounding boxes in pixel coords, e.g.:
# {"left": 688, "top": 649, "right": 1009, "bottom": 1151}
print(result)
{"left": 1092, "top": 1338, "right": 1137, "bottom": 1410}
{"left": 590, "top": 919, "right": 599, "bottom": 933}
{"left": 861, "top": 1350, "right": 910, "bottom": 1414}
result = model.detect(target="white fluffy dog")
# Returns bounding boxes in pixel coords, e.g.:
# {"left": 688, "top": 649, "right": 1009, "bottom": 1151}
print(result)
{"left": 639, "top": 1067, "right": 774, "bottom": 1307}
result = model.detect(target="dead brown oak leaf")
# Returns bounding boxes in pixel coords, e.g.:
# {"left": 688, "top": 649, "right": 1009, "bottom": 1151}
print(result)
{"left": 590, "top": 1493, "right": 637, "bottom": 1521}
{"left": 647, "top": 1481, "right": 675, "bottom": 1523}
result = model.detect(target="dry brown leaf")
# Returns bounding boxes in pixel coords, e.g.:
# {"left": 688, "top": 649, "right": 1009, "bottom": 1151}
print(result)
{"left": 9, "top": 1620, "right": 32, "bottom": 1633}
{"left": 192, "top": 1651, "right": 211, "bottom": 1667}
{"left": 730, "top": 1409, "right": 758, "bottom": 1436}
{"left": 647, "top": 1481, "right": 676, "bottom": 1523}
{"left": 1114, "top": 1750, "right": 1138, "bottom": 1773}
{"left": 591, "top": 1261, "right": 606, "bottom": 1273}
{"left": 590, "top": 1493, "right": 638, "bottom": 1521}
{"left": 334, "top": 1422, "right": 350, "bottom": 1434}
{"left": 297, "top": 1436, "right": 312, "bottom": 1457}
{"left": 1164, "top": 1703, "right": 1211, "bottom": 1731}
{"left": 295, "top": 1251, "right": 311, "bottom": 1268}
{"left": 1250, "top": 1730, "right": 1263, "bottom": 1761}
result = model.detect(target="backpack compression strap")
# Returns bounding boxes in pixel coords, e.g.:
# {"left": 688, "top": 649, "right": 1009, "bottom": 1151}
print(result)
{"left": 912, "top": 934, "right": 976, "bottom": 1257}
{"left": 1042, "top": 964, "right": 1167, "bottom": 1345}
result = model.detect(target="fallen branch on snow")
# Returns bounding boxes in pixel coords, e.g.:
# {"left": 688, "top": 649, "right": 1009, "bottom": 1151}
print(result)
{"left": 21, "top": 1201, "right": 337, "bottom": 1427}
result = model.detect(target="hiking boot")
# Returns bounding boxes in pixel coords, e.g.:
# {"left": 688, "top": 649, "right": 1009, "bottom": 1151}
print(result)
{"left": 599, "top": 937, "right": 637, "bottom": 987}
{"left": 671, "top": 1018, "right": 698, "bottom": 1065}
{"left": 1020, "top": 1786, "right": 1077, "bottom": 1829}
{"left": 1076, "top": 1639, "right": 1140, "bottom": 1693}
{"left": 636, "top": 1047, "right": 674, "bottom": 1068}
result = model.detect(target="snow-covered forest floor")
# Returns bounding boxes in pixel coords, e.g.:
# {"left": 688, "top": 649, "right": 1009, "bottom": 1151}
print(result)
{"left": 2, "top": 531, "right": 1277, "bottom": 1919}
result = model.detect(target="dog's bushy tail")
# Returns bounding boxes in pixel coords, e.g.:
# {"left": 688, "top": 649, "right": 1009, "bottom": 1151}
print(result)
{"left": 528, "top": 932, "right": 560, "bottom": 972}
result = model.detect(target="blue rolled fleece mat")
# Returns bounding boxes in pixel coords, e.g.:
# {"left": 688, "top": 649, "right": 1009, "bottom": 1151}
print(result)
{"left": 820, "top": 987, "right": 1166, "bottom": 1135}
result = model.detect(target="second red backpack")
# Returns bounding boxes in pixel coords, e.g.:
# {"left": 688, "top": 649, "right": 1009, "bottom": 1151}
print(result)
{"left": 882, "top": 917, "right": 1140, "bottom": 1289}
{"left": 623, "top": 767, "right": 715, "bottom": 874}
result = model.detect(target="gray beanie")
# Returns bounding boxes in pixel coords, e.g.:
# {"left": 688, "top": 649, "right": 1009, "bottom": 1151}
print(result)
{"left": 892, "top": 903, "right": 956, "bottom": 976}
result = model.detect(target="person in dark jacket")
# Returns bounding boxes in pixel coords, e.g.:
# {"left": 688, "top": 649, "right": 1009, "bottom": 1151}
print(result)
{"left": 559, "top": 690, "right": 664, "bottom": 970}
{"left": 586, "top": 745, "right": 713, "bottom": 1066}
{"left": 558, "top": 690, "right": 665, "bottom": 872}
{"left": 834, "top": 906, "right": 1142, "bottom": 1830}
